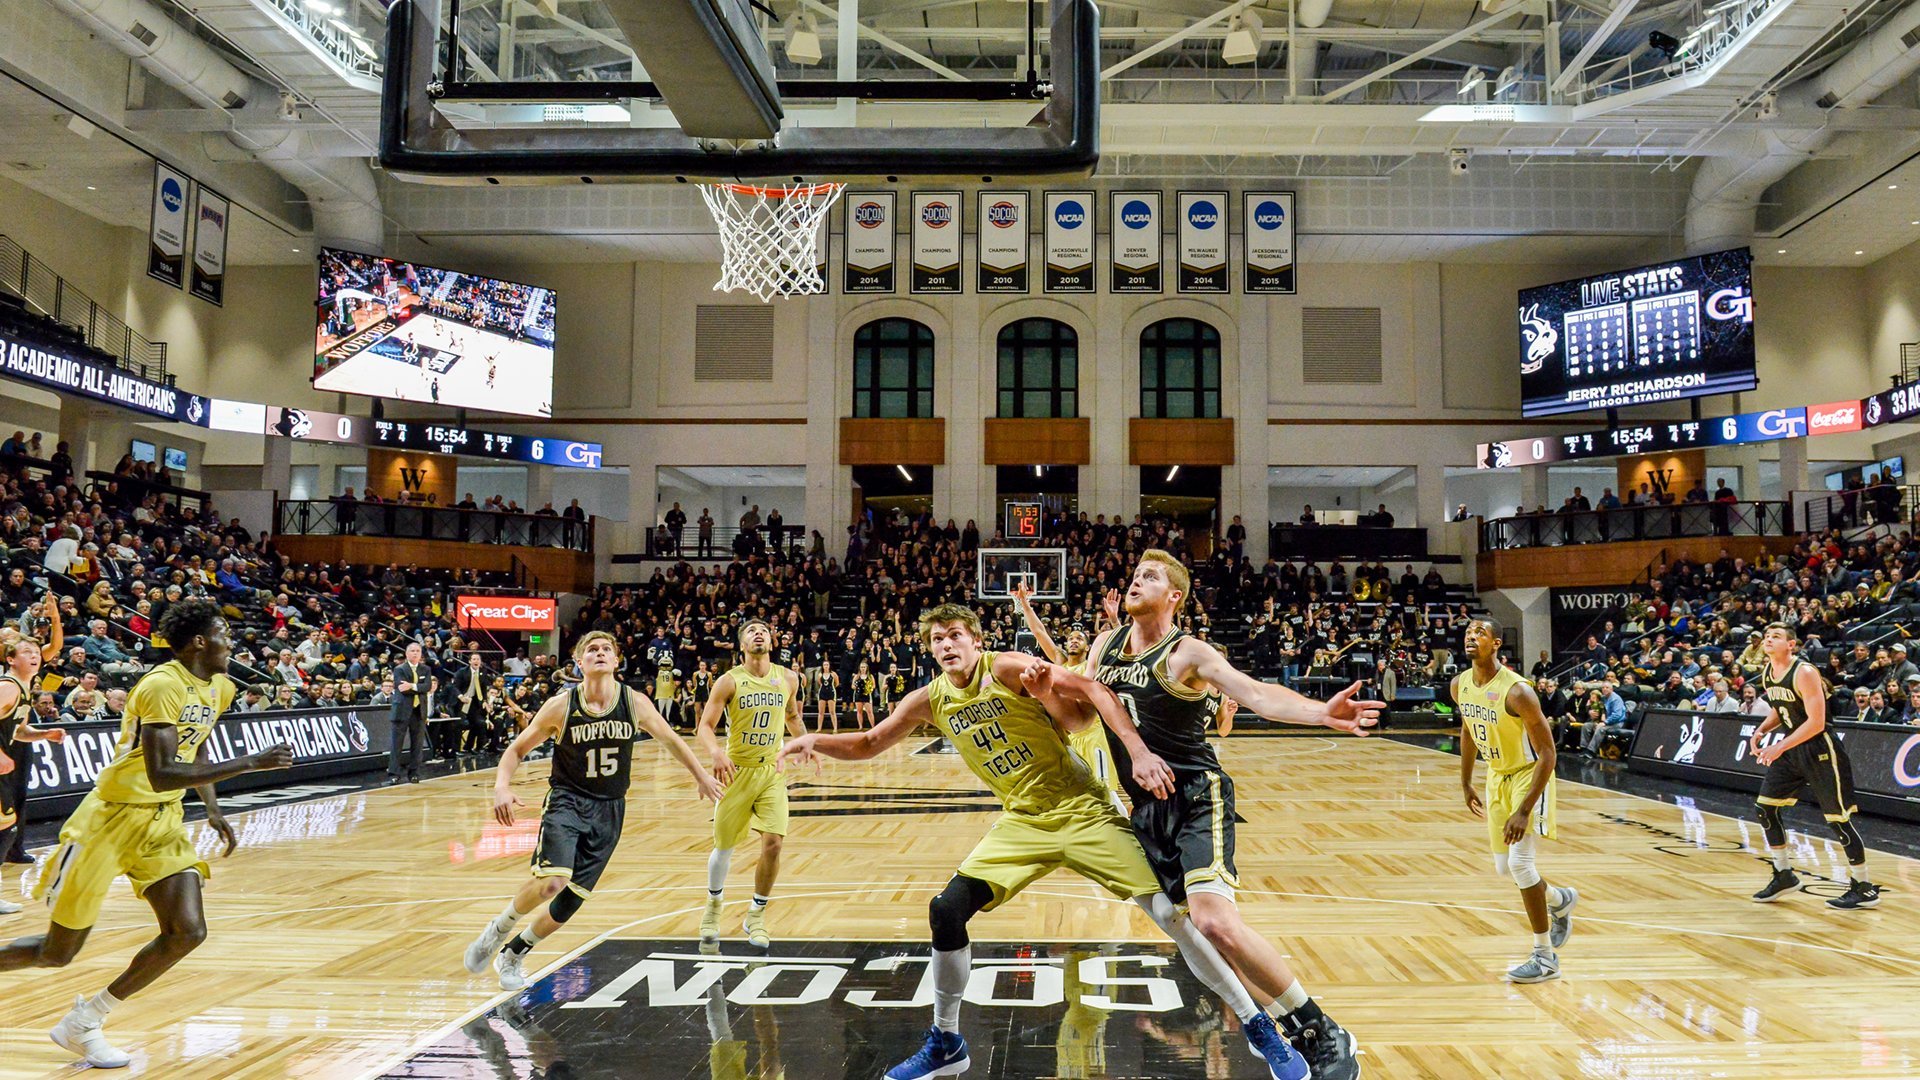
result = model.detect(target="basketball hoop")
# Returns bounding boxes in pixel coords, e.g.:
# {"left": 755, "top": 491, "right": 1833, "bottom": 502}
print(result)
{"left": 701, "top": 181, "right": 846, "bottom": 303}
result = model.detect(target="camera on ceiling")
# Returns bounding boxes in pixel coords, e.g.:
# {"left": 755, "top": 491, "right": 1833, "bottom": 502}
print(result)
{"left": 1448, "top": 148, "right": 1471, "bottom": 176}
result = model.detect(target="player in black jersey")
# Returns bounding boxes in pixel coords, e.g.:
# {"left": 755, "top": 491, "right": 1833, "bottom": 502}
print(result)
{"left": 1749, "top": 623, "right": 1880, "bottom": 909}
{"left": 462, "top": 631, "right": 724, "bottom": 989}
{"left": 1078, "top": 550, "right": 1382, "bottom": 1080}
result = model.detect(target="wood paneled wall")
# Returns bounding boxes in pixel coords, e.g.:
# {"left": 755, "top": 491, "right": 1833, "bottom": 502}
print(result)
{"left": 838, "top": 418, "right": 946, "bottom": 466}
{"left": 1478, "top": 535, "right": 1799, "bottom": 591}
{"left": 1129, "top": 418, "right": 1235, "bottom": 466}
{"left": 983, "top": 418, "right": 1091, "bottom": 465}
{"left": 271, "top": 535, "right": 594, "bottom": 594}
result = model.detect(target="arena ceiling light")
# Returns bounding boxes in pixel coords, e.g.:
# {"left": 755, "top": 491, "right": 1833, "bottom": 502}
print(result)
{"left": 896, "top": 465, "right": 914, "bottom": 482}
{"left": 1457, "top": 68, "right": 1487, "bottom": 96}
{"left": 784, "top": 12, "right": 823, "bottom": 66}
{"left": 1221, "top": 11, "right": 1263, "bottom": 65}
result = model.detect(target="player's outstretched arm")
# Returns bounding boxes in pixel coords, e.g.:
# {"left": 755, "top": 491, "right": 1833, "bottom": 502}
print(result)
{"left": 1503, "top": 681, "right": 1556, "bottom": 844}
{"left": 1183, "top": 639, "right": 1382, "bottom": 735}
{"left": 696, "top": 673, "right": 737, "bottom": 785}
{"left": 780, "top": 686, "right": 930, "bottom": 768}
{"left": 1008, "top": 653, "right": 1174, "bottom": 799}
{"left": 629, "top": 688, "right": 725, "bottom": 802}
{"left": 3, "top": 680, "right": 63, "bottom": 746}
{"left": 493, "top": 693, "right": 567, "bottom": 825}
{"left": 1011, "top": 583, "right": 1065, "bottom": 665}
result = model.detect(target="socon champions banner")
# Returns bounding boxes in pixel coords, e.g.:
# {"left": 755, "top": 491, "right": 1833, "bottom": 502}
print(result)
{"left": 1043, "top": 191, "right": 1094, "bottom": 292}
{"left": 189, "top": 185, "right": 230, "bottom": 307}
{"left": 910, "top": 191, "right": 962, "bottom": 293}
{"left": 23, "top": 706, "right": 386, "bottom": 804}
{"left": 148, "top": 162, "right": 189, "bottom": 289}
{"left": 1109, "top": 191, "right": 1162, "bottom": 293}
{"left": 977, "top": 191, "right": 1029, "bottom": 293}
{"left": 456, "top": 595, "right": 558, "bottom": 631}
{"left": 1244, "top": 191, "right": 1296, "bottom": 294}
{"left": 844, "top": 192, "right": 896, "bottom": 293}
{"left": 1176, "top": 191, "right": 1228, "bottom": 293}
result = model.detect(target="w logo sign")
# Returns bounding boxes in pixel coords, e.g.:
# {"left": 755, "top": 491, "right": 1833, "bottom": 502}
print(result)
{"left": 1646, "top": 467, "right": 1676, "bottom": 498}
{"left": 399, "top": 467, "right": 427, "bottom": 492}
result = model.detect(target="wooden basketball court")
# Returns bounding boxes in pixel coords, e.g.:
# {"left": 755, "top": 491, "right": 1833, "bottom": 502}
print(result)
{"left": 4, "top": 732, "right": 1917, "bottom": 1079}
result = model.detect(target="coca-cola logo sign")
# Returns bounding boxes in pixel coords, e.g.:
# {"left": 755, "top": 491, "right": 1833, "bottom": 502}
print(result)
{"left": 456, "top": 595, "right": 556, "bottom": 630}
{"left": 1807, "top": 400, "right": 1862, "bottom": 435}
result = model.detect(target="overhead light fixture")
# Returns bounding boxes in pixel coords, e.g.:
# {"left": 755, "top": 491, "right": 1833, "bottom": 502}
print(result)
{"left": 279, "top": 92, "right": 301, "bottom": 122}
{"left": 66, "top": 115, "right": 96, "bottom": 140}
{"left": 292, "top": 247, "right": 302, "bottom": 253}
{"left": 1457, "top": 68, "right": 1487, "bottom": 97}
{"left": 1889, "top": 184, "right": 1900, "bottom": 190}
{"left": 1776, "top": 248, "right": 1786, "bottom": 253}
{"left": 784, "top": 12, "right": 823, "bottom": 65}
{"left": 1856, "top": 250, "right": 1865, "bottom": 255}
{"left": 1648, "top": 30, "right": 1682, "bottom": 60}
{"left": 1166, "top": 466, "right": 1180, "bottom": 482}
{"left": 1033, "top": 464, "right": 1044, "bottom": 477}
{"left": 1222, "top": 10, "right": 1263, "bottom": 65}
{"left": 896, "top": 465, "right": 913, "bottom": 482}
{"left": 84, "top": 185, "right": 96, "bottom": 191}
{"left": 1494, "top": 65, "right": 1519, "bottom": 98}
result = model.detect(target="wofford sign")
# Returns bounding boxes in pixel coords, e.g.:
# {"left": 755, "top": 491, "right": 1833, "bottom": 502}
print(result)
{"left": 455, "top": 595, "right": 556, "bottom": 631}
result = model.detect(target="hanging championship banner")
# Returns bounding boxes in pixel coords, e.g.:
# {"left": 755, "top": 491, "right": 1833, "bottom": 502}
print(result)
{"left": 844, "top": 192, "right": 896, "bottom": 293}
{"left": 189, "top": 185, "right": 230, "bottom": 306}
{"left": 910, "top": 191, "right": 962, "bottom": 293}
{"left": 1043, "top": 191, "right": 1094, "bottom": 292}
{"left": 1109, "top": 190, "right": 1162, "bottom": 293}
{"left": 147, "top": 162, "right": 189, "bottom": 289}
{"left": 1176, "top": 191, "right": 1228, "bottom": 293}
{"left": 977, "top": 191, "right": 1029, "bottom": 293}
{"left": 1244, "top": 191, "right": 1297, "bottom": 294}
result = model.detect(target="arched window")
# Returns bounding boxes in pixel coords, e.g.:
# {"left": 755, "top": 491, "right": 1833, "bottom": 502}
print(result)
{"left": 996, "top": 318, "right": 1078, "bottom": 418}
{"left": 1140, "top": 318, "right": 1221, "bottom": 418}
{"left": 852, "top": 318, "right": 935, "bottom": 418}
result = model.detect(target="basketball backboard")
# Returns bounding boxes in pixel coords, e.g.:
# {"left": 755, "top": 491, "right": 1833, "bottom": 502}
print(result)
{"left": 378, "top": 0, "right": 1099, "bottom": 184}
{"left": 977, "top": 548, "right": 1068, "bottom": 603}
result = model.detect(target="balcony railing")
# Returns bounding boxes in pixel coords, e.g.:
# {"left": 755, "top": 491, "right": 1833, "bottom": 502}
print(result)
{"left": 1480, "top": 500, "right": 1791, "bottom": 550}
{"left": 275, "top": 499, "right": 593, "bottom": 552}
{"left": 0, "top": 236, "right": 170, "bottom": 382}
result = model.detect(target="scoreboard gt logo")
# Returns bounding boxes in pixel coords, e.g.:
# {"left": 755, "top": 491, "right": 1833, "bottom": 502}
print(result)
{"left": 564, "top": 442, "right": 603, "bottom": 468}
{"left": 1706, "top": 287, "right": 1754, "bottom": 324}
{"left": 1120, "top": 200, "right": 1153, "bottom": 229}
{"left": 1253, "top": 199, "right": 1286, "bottom": 230}
{"left": 1053, "top": 200, "right": 1086, "bottom": 230}
{"left": 853, "top": 202, "right": 886, "bottom": 229}
{"left": 1186, "top": 201, "right": 1219, "bottom": 230}
{"left": 1518, "top": 304, "right": 1558, "bottom": 374}
{"left": 1755, "top": 409, "right": 1805, "bottom": 439}
{"left": 920, "top": 202, "right": 953, "bottom": 228}
{"left": 986, "top": 201, "right": 1019, "bottom": 228}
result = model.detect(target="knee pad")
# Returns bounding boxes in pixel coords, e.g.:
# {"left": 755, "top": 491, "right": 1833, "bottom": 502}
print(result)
{"left": 1491, "top": 853, "right": 1510, "bottom": 878}
{"left": 1506, "top": 843, "right": 1540, "bottom": 889}
{"left": 928, "top": 875, "right": 993, "bottom": 952}
{"left": 547, "top": 885, "right": 587, "bottom": 925}
{"left": 1755, "top": 802, "right": 1785, "bottom": 843}
{"left": 1830, "top": 818, "right": 1866, "bottom": 862}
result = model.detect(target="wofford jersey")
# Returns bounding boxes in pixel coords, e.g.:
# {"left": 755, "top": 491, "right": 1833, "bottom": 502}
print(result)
{"left": 551, "top": 685, "right": 638, "bottom": 800}
{"left": 1761, "top": 657, "right": 1814, "bottom": 730}
{"left": 1094, "top": 626, "right": 1221, "bottom": 778}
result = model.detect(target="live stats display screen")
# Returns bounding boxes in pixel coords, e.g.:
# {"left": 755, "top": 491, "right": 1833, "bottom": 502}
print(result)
{"left": 1518, "top": 247, "right": 1757, "bottom": 417}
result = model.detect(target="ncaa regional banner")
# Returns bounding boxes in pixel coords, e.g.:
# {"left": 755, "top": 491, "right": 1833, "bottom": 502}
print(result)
{"left": 977, "top": 191, "right": 1029, "bottom": 293}
{"left": 148, "top": 162, "right": 189, "bottom": 289}
{"left": 910, "top": 191, "right": 962, "bottom": 293}
{"left": 1044, "top": 191, "right": 1095, "bottom": 292}
{"left": 1244, "top": 191, "right": 1297, "bottom": 294}
{"left": 189, "top": 185, "right": 230, "bottom": 307}
{"left": 1109, "top": 190, "right": 1162, "bottom": 293}
{"left": 1176, "top": 191, "right": 1228, "bottom": 293}
{"left": 844, "top": 192, "right": 896, "bottom": 293}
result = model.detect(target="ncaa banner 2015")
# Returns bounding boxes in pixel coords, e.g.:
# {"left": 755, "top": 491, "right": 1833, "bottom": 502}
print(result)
{"left": 189, "top": 185, "right": 230, "bottom": 307}
{"left": 977, "top": 191, "right": 1029, "bottom": 293}
{"left": 910, "top": 191, "right": 962, "bottom": 293}
{"left": 1109, "top": 191, "right": 1162, "bottom": 293}
{"left": 148, "top": 162, "right": 190, "bottom": 289}
{"left": 1043, "top": 191, "right": 1094, "bottom": 292}
{"left": 843, "top": 192, "right": 896, "bottom": 293}
{"left": 1176, "top": 191, "right": 1228, "bottom": 293}
{"left": 1244, "top": 191, "right": 1297, "bottom": 294}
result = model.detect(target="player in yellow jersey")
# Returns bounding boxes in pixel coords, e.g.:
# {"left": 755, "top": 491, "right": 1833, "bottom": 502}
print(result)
{"left": 0, "top": 601, "right": 293, "bottom": 1068}
{"left": 1454, "top": 618, "right": 1576, "bottom": 984}
{"left": 698, "top": 619, "right": 804, "bottom": 949}
{"left": 780, "top": 603, "right": 1316, "bottom": 1080}
{"left": 1009, "top": 583, "right": 1121, "bottom": 809}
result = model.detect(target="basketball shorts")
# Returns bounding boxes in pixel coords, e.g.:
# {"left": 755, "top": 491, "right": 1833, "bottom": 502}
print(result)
{"left": 532, "top": 787, "right": 626, "bottom": 897}
{"left": 958, "top": 793, "right": 1161, "bottom": 911}
{"left": 1758, "top": 733, "right": 1859, "bottom": 822}
{"left": 1131, "top": 769, "right": 1238, "bottom": 903}
{"left": 1485, "top": 767, "right": 1557, "bottom": 854}
{"left": 713, "top": 763, "right": 789, "bottom": 849}
{"left": 36, "top": 795, "right": 209, "bottom": 930}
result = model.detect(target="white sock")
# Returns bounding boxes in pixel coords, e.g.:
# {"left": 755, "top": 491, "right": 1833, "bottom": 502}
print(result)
{"left": 1768, "top": 849, "right": 1789, "bottom": 872}
{"left": 708, "top": 848, "right": 733, "bottom": 896}
{"left": 932, "top": 946, "right": 969, "bottom": 1033}
{"left": 88, "top": 989, "right": 121, "bottom": 1017}
{"left": 1549, "top": 886, "right": 1571, "bottom": 910}
{"left": 490, "top": 902, "right": 523, "bottom": 935}
{"left": 1270, "top": 979, "right": 1310, "bottom": 1017}
{"left": 1533, "top": 931, "right": 1552, "bottom": 950}
{"left": 751, "top": 894, "right": 769, "bottom": 910}
{"left": 1134, "top": 894, "right": 1258, "bottom": 1022}
{"left": 1851, "top": 863, "right": 1869, "bottom": 882}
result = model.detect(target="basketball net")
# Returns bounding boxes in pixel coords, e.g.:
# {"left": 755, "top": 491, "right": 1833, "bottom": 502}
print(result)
{"left": 701, "top": 182, "right": 846, "bottom": 303}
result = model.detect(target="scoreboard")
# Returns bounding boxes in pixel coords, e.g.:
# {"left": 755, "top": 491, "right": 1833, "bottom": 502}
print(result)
{"left": 264, "top": 407, "right": 603, "bottom": 469}
{"left": 1477, "top": 392, "right": 1896, "bottom": 469}
{"left": 1005, "top": 501, "right": 1044, "bottom": 542}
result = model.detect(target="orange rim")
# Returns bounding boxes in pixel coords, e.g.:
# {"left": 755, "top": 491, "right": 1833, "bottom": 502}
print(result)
{"left": 716, "top": 182, "right": 845, "bottom": 198}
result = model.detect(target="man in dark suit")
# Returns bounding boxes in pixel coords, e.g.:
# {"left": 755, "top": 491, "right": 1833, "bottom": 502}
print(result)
{"left": 387, "top": 642, "right": 436, "bottom": 783}
{"left": 449, "top": 650, "right": 492, "bottom": 753}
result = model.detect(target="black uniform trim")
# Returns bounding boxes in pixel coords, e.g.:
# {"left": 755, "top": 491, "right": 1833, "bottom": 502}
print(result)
{"left": 1130, "top": 769, "right": 1238, "bottom": 903}
{"left": 1757, "top": 731, "right": 1860, "bottom": 822}
{"left": 532, "top": 787, "right": 627, "bottom": 895}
